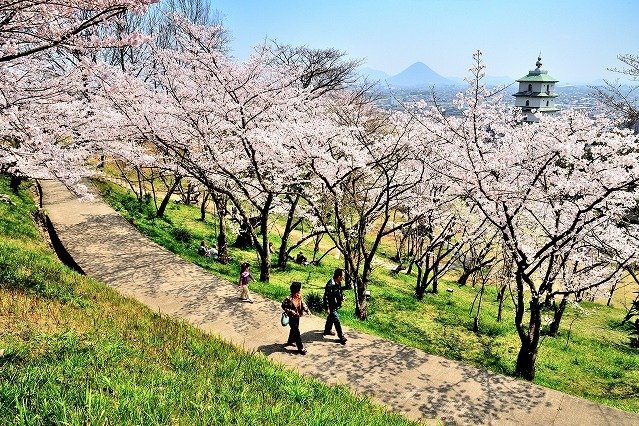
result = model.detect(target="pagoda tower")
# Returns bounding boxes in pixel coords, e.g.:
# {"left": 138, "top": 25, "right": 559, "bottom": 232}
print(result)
{"left": 513, "top": 56, "right": 559, "bottom": 122}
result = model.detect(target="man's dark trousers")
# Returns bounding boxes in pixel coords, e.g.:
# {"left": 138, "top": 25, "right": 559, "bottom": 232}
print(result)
{"left": 324, "top": 309, "right": 343, "bottom": 338}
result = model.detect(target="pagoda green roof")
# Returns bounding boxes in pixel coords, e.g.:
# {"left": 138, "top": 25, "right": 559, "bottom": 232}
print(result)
{"left": 517, "top": 74, "right": 558, "bottom": 83}
{"left": 513, "top": 91, "right": 558, "bottom": 97}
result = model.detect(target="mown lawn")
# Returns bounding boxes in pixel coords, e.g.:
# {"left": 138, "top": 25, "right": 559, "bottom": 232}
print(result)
{"left": 94, "top": 178, "right": 639, "bottom": 413}
{"left": 0, "top": 176, "right": 414, "bottom": 426}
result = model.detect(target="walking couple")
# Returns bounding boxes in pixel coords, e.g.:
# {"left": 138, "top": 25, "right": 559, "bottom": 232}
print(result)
{"left": 281, "top": 268, "right": 347, "bottom": 355}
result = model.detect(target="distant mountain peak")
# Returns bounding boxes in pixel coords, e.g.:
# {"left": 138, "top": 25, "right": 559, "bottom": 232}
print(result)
{"left": 388, "top": 62, "right": 451, "bottom": 86}
{"left": 360, "top": 62, "right": 516, "bottom": 88}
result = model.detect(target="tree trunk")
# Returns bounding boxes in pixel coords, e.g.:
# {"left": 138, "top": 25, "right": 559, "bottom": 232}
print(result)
{"left": 355, "top": 270, "right": 370, "bottom": 320}
{"left": 136, "top": 168, "right": 144, "bottom": 202}
{"left": 457, "top": 269, "right": 472, "bottom": 286}
{"left": 9, "top": 174, "right": 23, "bottom": 192}
{"left": 607, "top": 282, "right": 618, "bottom": 307}
{"left": 150, "top": 174, "right": 159, "bottom": 212}
{"left": 343, "top": 256, "right": 352, "bottom": 289}
{"left": 544, "top": 291, "right": 554, "bottom": 308}
{"left": 473, "top": 282, "right": 485, "bottom": 333}
{"left": 209, "top": 192, "right": 229, "bottom": 264}
{"left": 234, "top": 219, "right": 253, "bottom": 248}
{"left": 217, "top": 214, "right": 229, "bottom": 265}
{"left": 515, "top": 296, "right": 542, "bottom": 380}
{"left": 200, "top": 191, "right": 209, "bottom": 221}
{"left": 415, "top": 262, "right": 425, "bottom": 300}
{"left": 548, "top": 295, "right": 568, "bottom": 337}
{"left": 35, "top": 179, "right": 43, "bottom": 208}
{"left": 515, "top": 342, "right": 538, "bottom": 381}
{"left": 406, "top": 255, "right": 415, "bottom": 275}
{"left": 157, "top": 177, "right": 181, "bottom": 218}
{"left": 277, "top": 194, "right": 300, "bottom": 268}
{"left": 257, "top": 195, "right": 273, "bottom": 282}
{"left": 393, "top": 231, "right": 409, "bottom": 263}
{"left": 311, "top": 234, "right": 322, "bottom": 264}
{"left": 496, "top": 284, "right": 506, "bottom": 322}
{"left": 259, "top": 250, "right": 270, "bottom": 282}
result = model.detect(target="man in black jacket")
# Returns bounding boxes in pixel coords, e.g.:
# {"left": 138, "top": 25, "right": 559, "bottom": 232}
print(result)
{"left": 323, "top": 268, "right": 347, "bottom": 345}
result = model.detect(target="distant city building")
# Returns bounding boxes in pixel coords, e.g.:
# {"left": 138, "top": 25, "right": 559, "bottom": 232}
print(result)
{"left": 513, "top": 56, "right": 559, "bottom": 122}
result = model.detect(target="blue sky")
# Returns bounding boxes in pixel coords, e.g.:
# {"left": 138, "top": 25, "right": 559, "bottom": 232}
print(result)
{"left": 212, "top": 0, "right": 638, "bottom": 84}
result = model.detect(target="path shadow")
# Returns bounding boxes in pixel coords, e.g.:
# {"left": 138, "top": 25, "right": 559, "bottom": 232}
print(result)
{"left": 258, "top": 330, "right": 329, "bottom": 356}
{"left": 300, "top": 329, "right": 331, "bottom": 344}
{"left": 55, "top": 209, "right": 553, "bottom": 423}
{"left": 257, "top": 342, "right": 300, "bottom": 356}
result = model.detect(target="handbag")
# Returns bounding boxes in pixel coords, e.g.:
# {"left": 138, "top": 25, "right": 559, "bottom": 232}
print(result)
{"left": 281, "top": 311, "right": 290, "bottom": 327}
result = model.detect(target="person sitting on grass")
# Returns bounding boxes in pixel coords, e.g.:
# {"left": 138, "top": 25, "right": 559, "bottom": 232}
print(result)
{"left": 198, "top": 241, "right": 218, "bottom": 260}
{"left": 206, "top": 243, "right": 218, "bottom": 260}
{"left": 295, "top": 252, "right": 308, "bottom": 266}
{"left": 198, "top": 241, "right": 208, "bottom": 256}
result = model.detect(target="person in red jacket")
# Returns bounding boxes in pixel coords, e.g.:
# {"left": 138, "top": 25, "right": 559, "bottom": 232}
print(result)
{"left": 281, "top": 281, "right": 310, "bottom": 355}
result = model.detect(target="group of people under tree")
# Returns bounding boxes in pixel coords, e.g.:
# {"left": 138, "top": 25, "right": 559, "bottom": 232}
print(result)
{"left": 197, "top": 241, "right": 218, "bottom": 260}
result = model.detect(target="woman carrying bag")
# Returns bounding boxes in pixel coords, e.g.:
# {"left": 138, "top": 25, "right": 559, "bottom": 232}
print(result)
{"left": 281, "top": 281, "right": 310, "bottom": 355}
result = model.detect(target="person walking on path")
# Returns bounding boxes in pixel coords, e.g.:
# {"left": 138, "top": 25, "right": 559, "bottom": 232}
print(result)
{"left": 238, "top": 262, "right": 254, "bottom": 303}
{"left": 323, "top": 268, "right": 347, "bottom": 345}
{"left": 281, "top": 281, "right": 310, "bottom": 355}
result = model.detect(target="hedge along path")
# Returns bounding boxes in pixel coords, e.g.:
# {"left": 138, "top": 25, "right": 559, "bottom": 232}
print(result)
{"left": 41, "top": 180, "right": 639, "bottom": 426}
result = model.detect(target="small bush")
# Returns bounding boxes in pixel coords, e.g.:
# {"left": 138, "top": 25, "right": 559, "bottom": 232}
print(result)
{"left": 305, "top": 292, "right": 323, "bottom": 313}
{"left": 171, "top": 227, "right": 193, "bottom": 243}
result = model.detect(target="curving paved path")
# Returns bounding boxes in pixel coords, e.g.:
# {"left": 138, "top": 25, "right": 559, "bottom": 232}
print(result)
{"left": 41, "top": 180, "right": 639, "bottom": 426}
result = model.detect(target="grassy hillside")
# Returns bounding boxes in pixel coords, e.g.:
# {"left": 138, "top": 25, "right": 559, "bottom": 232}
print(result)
{"left": 94, "top": 179, "right": 639, "bottom": 413}
{"left": 0, "top": 177, "right": 414, "bottom": 425}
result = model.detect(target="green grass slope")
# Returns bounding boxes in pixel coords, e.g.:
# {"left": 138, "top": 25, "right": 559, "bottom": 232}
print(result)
{"left": 0, "top": 177, "right": 413, "bottom": 426}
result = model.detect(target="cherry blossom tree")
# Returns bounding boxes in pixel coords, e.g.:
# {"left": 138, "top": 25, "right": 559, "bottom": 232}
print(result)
{"left": 271, "top": 45, "right": 363, "bottom": 269}
{"left": 592, "top": 53, "right": 639, "bottom": 131}
{"left": 0, "top": 60, "right": 96, "bottom": 194}
{"left": 0, "top": 0, "right": 155, "bottom": 63}
{"left": 0, "top": 0, "right": 155, "bottom": 192}
{"left": 88, "top": 17, "right": 333, "bottom": 281}
{"left": 298, "top": 99, "right": 426, "bottom": 319}
{"left": 410, "top": 51, "right": 639, "bottom": 379}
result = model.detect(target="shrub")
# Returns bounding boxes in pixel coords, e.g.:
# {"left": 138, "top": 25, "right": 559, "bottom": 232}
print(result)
{"left": 305, "top": 292, "right": 323, "bottom": 313}
{"left": 171, "top": 227, "right": 193, "bottom": 243}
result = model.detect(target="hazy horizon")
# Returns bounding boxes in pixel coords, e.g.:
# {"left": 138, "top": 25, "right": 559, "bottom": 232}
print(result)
{"left": 212, "top": 0, "right": 638, "bottom": 85}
